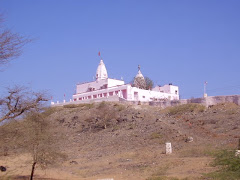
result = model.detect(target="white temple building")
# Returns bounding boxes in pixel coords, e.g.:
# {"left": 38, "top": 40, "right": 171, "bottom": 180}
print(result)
{"left": 52, "top": 59, "right": 179, "bottom": 106}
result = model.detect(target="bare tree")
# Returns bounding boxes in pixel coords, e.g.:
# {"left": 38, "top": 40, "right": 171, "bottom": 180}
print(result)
{"left": 0, "top": 120, "right": 22, "bottom": 156}
{"left": 0, "top": 110, "right": 67, "bottom": 180}
{"left": 0, "top": 15, "right": 41, "bottom": 122}
{"left": 0, "top": 14, "right": 64, "bottom": 180}
{"left": 22, "top": 112, "right": 67, "bottom": 180}
{"left": 0, "top": 14, "right": 30, "bottom": 66}
{"left": 97, "top": 102, "right": 117, "bottom": 129}
{"left": 0, "top": 86, "right": 48, "bottom": 122}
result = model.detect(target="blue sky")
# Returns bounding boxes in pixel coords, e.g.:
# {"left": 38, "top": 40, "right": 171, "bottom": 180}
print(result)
{"left": 0, "top": 0, "right": 240, "bottom": 102}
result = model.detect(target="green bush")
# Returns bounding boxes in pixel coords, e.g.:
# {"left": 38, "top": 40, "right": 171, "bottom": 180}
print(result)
{"left": 83, "top": 103, "right": 94, "bottom": 109}
{"left": 63, "top": 104, "right": 78, "bottom": 108}
{"left": 213, "top": 150, "right": 240, "bottom": 172}
{"left": 179, "top": 147, "right": 216, "bottom": 158}
{"left": 165, "top": 103, "right": 205, "bottom": 116}
{"left": 205, "top": 171, "right": 240, "bottom": 180}
{"left": 146, "top": 176, "right": 182, "bottom": 180}
{"left": 98, "top": 101, "right": 107, "bottom": 109}
{"left": 114, "top": 103, "right": 126, "bottom": 111}
{"left": 42, "top": 107, "right": 59, "bottom": 116}
{"left": 150, "top": 132, "right": 162, "bottom": 139}
{"left": 205, "top": 150, "right": 240, "bottom": 180}
{"left": 63, "top": 103, "right": 94, "bottom": 109}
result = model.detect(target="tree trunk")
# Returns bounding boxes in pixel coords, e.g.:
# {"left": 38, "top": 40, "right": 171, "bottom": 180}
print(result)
{"left": 30, "top": 161, "right": 36, "bottom": 180}
{"left": 238, "top": 138, "right": 240, "bottom": 150}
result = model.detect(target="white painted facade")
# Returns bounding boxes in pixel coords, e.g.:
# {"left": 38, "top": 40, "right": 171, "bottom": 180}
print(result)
{"left": 51, "top": 59, "right": 179, "bottom": 106}
{"left": 71, "top": 59, "right": 179, "bottom": 103}
{"left": 152, "top": 85, "right": 179, "bottom": 98}
{"left": 76, "top": 78, "right": 125, "bottom": 94}
{"left": 73, "top": 83, "right": 179, "bottom": 102}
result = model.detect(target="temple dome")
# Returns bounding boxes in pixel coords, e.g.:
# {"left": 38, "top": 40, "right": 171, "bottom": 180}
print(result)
{"left": 96, "top": 59, "right": 108, "bottom": 80}
{"left": 135, "top": 69, "right": 144, "bottom": 79}
{"left": 133, "top": 65, "right": 146, "bottom": 89}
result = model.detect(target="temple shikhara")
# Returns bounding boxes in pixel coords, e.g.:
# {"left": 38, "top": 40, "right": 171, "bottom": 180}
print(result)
{"left": 52, "top": 58, "right": 179, "bottom": 106}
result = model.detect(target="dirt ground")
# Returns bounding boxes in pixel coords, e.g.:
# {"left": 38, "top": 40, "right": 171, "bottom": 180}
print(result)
{"left": 0, "top": 152, "right": 216, "bottom": 180}
{"left": 0, "top": 102, "right": 239, "bottom": 180}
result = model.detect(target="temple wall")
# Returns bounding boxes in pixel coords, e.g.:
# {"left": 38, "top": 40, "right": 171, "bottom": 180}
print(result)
{"left": 153, "top": 85, "right": 179, "bottom": 95}
{"left": 128, "top": 87, "right": 179, "bottom": 102}
{"left": 76, "top": 79, "right": 125, "bottom": 94}
{"left": 52, "top": 95, "right": 120, "bottom": 107}
{"left": 73, "top": 84, "right": 129, "bottom": 101}
{"left": 76, "top": 79, "right": 108, "bottom": 94}
{"left": 107, "top": 78, "right": 124, "bottom": 87}
{"left": 52, "top": 95, "right": 240, "bottom": 108}
{"left": 149, "top": 95, "right": 240, "bottom": 108}
{"left": 188, "top": 95, "right": 240, "bottom": 107}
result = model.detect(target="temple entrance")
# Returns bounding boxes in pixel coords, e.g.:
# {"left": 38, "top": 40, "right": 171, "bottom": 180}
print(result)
{"left": 121, "top": 89, "right": 127, "bottom": 99}
{"left": 134, "top": 92, "right": 138, "bottom": 101}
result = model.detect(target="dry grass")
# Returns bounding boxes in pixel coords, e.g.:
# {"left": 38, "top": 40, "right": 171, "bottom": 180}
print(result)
{"left": 63, "top": 103, "right": 95, "bottom": 109}
{"left": 150, "top": 132, "right": 163, "bottom": 139}
{"left": 178, "top": 146, "right": 216, "bottom": 158}
{"left": 1, "top": 102, "right": 240, "bottom": 180}
{"left": 162, "top": 103, "right": 206, "bottom": 116}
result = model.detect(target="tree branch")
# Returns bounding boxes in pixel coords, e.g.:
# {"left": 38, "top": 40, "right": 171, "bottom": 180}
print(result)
{"left": 0, "top": 14, "right": 31, "bottom": 67}
{"left": 0, "top": 86, "right": 49, "bottom": 122}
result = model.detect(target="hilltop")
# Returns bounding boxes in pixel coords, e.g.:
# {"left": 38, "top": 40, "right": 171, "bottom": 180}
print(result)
{"left": 0, "top": 102, "right": 240, "bottom": 180}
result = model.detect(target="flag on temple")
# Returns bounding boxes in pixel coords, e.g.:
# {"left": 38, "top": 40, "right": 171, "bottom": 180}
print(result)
{"left": 98, "top": 51, "right": 101, "bottom": 56}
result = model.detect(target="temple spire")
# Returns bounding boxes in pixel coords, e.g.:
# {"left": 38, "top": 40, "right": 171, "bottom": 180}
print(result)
{"left": 133, "top": 65, "right": 146, "bottom": 89}
{"left": 96, "top": 59, "right": 108, "bottom": 80}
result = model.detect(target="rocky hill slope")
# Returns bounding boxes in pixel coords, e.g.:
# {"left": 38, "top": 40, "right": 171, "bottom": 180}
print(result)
{"left": 1, "top": 102, "right": 240, "bottom": 180}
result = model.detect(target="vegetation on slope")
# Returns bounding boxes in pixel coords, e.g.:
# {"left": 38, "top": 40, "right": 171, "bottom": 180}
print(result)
{"left": 0, "top": 102, "right": 240, "bottom": 180}
{"left": 163, "top": 103, "right": 206, "bottom": 116}
{"left": 205, "top": 150, "right": 240, "bottom": 180}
